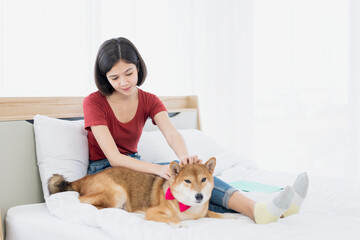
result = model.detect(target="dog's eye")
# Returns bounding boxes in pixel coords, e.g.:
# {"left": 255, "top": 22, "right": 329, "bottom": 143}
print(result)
{"left": 185, "top": 179, "right": 191, "bottom": 183}
{"left": 201, "top": 177, "right": 207, "bottom": 182}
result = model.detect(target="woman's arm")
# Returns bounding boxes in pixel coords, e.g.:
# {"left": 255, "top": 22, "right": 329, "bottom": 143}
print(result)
{"left": 90, "top": 125, "right": 171, "bottom": 179}
{"left": 154, "top": 111, "right": 201, "bottom": 165}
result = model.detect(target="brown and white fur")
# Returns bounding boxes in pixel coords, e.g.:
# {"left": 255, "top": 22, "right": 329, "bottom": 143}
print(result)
{"left": 48, "top": 157, "right": 225, "bottom": 227}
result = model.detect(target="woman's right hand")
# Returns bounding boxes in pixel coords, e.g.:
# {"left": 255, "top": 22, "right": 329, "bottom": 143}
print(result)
{"left": 155, "top": 164, "right": 171, "bottom": 180}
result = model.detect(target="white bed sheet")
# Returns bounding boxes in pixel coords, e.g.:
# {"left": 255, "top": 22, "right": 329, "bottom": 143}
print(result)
{"left": 6, "top": 164, "right": 360, "bottom": 240}
{"left": 5, "top": 203, "right": 113, "bottom": 240}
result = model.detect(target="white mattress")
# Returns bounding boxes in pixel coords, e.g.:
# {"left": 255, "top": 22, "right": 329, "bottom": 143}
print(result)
{"left": 6, "top": 165, "right": 360, "bottom": 240}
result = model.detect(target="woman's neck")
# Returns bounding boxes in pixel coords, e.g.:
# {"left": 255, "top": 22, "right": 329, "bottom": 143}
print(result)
{"left": 107, "top": 88, "right": 139, "bottom": 103}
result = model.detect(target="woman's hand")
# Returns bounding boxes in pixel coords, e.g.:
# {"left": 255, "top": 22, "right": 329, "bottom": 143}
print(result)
{"left": 155, "top": 164, "right": 171, "bottom": 180}
{"left": 179, "top": 155, "right": 202, "bottom": 165}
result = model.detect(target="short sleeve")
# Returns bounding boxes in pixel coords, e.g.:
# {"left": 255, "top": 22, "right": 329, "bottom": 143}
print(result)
{"left": 146, "top": 93, "right": 167, "bottom": 125}
{"left": 83, "top": 94, "right": 108, "bottom": 130}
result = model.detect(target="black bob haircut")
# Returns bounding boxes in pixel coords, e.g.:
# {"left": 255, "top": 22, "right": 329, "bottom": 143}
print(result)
{"left": 94, "top": 37, "right": 147, "bottom": 96}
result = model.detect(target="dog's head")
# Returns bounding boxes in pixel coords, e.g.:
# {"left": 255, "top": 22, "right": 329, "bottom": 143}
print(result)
{"left": 169, "top": 157, "right": 216, "bottom": 206}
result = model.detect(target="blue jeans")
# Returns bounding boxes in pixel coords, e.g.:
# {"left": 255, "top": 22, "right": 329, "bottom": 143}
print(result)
{"left": 87, "top": 154, "right": 238, "bottom": 213}
{"left": 88, "top": 153, "right": 142, "bottom": 175}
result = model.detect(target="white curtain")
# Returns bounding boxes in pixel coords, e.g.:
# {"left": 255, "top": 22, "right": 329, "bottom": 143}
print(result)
{"left": 253, "top": 0, "right": 353, "bottom": 179}
{"left": 0, "top": 0, "right": 358, "bottom": 179}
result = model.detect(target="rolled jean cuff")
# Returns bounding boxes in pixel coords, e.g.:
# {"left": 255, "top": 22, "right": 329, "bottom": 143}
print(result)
{"left": 222, "top": 187, "right": 238, "bottom": 209}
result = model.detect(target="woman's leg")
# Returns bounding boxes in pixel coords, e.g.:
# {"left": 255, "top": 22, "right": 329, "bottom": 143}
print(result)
{"left": 211, "top": 177, "right": 295, "bottom": 224}
{"left": 209, "top": 177, "right": 255, "bottom": 219}
{"left": 88, "top": 154, "right": 142, "bottom": 175}
{"left": 87, "top": 159, "right": 111, "bottom": 175}
{"left": 227, "top": 191, "right": 256, "bottom": 221}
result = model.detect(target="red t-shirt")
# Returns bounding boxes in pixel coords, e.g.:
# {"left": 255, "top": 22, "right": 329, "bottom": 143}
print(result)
{"left": 83, "top": 89, "right": 167, "bottom": 161}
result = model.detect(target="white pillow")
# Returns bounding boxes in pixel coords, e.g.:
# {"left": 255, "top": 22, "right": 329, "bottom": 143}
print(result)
{"left": 138, "top": 129, "right": 257, "bottom": 175}
{"left": 34, "top": 115, "right": 89, "bottom": 199}
{"left": 138, "top": 129, "right": 226, "bottom": 163}
{"left": 212, "top": 151, "right": 258, "bottom": 175}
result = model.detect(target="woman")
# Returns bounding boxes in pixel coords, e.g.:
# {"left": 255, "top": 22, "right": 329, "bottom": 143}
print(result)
{"left": 83, "top": 37, "right": 309, "bottom": 224}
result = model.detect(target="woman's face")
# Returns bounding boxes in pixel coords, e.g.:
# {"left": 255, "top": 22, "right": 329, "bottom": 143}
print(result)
{"left": 106, "top": 60, "right": 138, "bottom": 97}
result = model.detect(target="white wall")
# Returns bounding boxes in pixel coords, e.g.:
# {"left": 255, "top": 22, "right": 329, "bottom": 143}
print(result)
{"left": 0, "top": 0, "right": 95, "bottom": 96}
{"left": 0, "top": 0, "right": 358, "bottom": 180}
{"left": 98, "top": 1, "right": 254, "bottom": 163}
{"left": 350, "top": 0, "right": 360, "bottom": 181}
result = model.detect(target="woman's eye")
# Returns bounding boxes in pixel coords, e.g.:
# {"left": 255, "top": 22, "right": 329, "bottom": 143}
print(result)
{"left": 201, "top": 178, "right": 206, "bottom": 182}
{"left": 126, "top": 72, "right": 133, "bottom": 76}
{"left": 185, "top": 179, "right": 191, "bottom": 183}
{"left": 111, "top": 77, "right": 118, "bottom": 80}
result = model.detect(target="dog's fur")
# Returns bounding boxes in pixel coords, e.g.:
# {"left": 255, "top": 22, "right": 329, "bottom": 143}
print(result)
{"left": 48, "top": 157, "right": 225, "bottom": 226}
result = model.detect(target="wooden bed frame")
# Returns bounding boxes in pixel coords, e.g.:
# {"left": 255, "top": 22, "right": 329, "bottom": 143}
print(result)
{"left": 0, "top": 96, "right": 200, "bottom": 123}
{"left": 0, "top": 95, "right": 200, "bottom": 240}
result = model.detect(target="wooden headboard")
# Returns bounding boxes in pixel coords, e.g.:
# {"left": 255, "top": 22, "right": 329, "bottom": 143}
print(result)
{"left": 0, "top": 95, "right": 200, "bottom": 239}
{"left": 0, "top": 96, "right": 200, "bottom": 126}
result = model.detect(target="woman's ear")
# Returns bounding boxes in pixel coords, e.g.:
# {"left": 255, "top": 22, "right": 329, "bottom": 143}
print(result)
{"left": 170, "top": 161, "right": 181, "bottom": 178}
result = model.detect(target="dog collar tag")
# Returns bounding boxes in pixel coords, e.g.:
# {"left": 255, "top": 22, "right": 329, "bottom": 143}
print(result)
{"left": 165, "top": 187, "right": 191, "bottom": 212}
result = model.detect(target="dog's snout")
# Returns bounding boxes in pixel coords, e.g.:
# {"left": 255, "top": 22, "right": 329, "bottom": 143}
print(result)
{"left": 195, "top": 193, "right": 203, "bottom": 202}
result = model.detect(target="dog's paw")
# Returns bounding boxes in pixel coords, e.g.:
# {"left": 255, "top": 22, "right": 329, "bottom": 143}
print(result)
{"left": 169, "top": 221, "right": 187, "bottom": 228}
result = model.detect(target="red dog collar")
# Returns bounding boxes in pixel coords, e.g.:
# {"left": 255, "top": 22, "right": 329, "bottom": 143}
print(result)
{"left": 165, "top": 187, "right": 191, "bottom": 212}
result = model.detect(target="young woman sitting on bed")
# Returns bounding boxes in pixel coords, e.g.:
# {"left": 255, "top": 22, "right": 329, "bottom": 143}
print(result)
{"left": 83, "top": 37, "right": 309, "bottom": 224}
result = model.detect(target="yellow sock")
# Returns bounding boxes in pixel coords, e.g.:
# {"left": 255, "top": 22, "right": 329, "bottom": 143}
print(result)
{"left": 283, "top": 203, "right": 300, "bottom": 217}
{"left": 254, "top": 202, "right": 279, "bottom": 224}
{"left": 254, "top": 186, "right": 293, "bottom": 224}
{"left": 283, "top": 172, "right": 309, "bottom": 217}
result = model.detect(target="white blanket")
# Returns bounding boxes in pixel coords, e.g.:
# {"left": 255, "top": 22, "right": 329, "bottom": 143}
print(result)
{"left": 46, "top": 163, "right": 360, "bottom": 240}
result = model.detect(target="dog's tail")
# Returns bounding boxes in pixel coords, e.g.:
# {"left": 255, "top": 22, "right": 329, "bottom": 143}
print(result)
{"left": 48, "top": 174, "right": 73, "bottom": 195}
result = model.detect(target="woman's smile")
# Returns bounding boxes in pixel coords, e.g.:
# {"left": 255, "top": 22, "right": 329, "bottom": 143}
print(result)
{"left": 121, "top": 86, "right": 132, "bottom": 91}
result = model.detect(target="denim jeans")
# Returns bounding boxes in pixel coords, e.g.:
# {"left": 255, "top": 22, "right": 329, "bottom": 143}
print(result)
{"left": 87, "top": 154, "right": 238, "bottom": 214}
{"left": 87, "top": 153, "right": 141, "bottom": 175}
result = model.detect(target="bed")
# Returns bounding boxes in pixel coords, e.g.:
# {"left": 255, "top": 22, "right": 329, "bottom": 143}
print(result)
{"left": 0, "top": 95, "right": 359, "bottom": 240}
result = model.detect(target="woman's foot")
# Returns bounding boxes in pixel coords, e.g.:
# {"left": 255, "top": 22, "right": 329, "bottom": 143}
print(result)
{"left": 254, "top": 186, "right": 294, "bottom": 224}
{"left": 283, "top": 172, "right": 309, "bottom": 217}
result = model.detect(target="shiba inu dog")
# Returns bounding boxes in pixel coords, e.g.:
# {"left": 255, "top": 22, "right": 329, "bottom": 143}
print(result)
{"left": 48, "top": 157, "right": 225, "bottom": 227}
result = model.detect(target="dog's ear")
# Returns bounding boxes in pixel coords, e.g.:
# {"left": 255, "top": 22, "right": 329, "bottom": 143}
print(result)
{"left": 204, "top": 157, "right": 216, "bottom": 174}
{"left": 170, "top": 161, "right": 181, "bottom": 178}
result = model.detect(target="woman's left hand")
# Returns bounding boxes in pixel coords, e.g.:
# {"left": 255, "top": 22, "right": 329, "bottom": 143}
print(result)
{"left": 179, "top": 155, "right": 202, "bottom": 165}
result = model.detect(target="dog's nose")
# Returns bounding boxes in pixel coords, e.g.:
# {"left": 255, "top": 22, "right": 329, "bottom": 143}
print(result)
{"left": 195, "top": 193, "right": 203, "bottom": 202}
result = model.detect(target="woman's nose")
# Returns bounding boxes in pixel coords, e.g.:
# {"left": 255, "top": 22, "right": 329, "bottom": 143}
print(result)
{"left": 119, "top": 77, "right": 128, "bottom": 86}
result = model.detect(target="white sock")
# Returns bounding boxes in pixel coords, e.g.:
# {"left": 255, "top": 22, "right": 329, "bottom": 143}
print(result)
{"left": 283, "top": 172, "right": 309, "bottom": 217}
{"left": 254, "top": 186, "right": 294, "bottom": 224}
